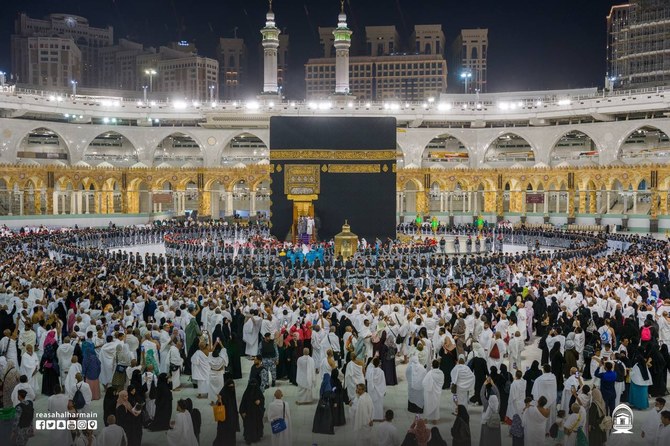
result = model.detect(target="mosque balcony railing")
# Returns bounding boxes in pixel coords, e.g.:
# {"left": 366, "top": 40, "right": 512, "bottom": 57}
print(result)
{"left": 1, "top": 85, "right": 670, "bottom": 123}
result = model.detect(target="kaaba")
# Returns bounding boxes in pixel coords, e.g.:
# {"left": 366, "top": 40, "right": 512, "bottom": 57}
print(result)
{"left": 269, "top": 116, "right": 397, "bottom": 243}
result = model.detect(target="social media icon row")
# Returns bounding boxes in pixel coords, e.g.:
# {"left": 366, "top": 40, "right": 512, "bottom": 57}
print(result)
{"left": 35, "top": 420, "right": 97, "bottom": 430}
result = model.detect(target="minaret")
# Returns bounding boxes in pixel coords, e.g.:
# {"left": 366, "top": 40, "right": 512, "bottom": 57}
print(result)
{"left": 333, "top": 0, "right": 352, "bottom": 95}
{"left": 260, "top": 0, "right": 280, "bottom": 95}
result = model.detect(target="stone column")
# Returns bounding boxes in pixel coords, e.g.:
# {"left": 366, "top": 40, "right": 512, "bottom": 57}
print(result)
{"left": 18, "top": 192, "right": 24, "bottom": 216}
{"left": 633, "top": 192, "right": 637, "bottom": 214}
{"left": 606, "top": 191, "right": 611, "bottom": 214}
{"left": 52, "top": 191, "right": 58, "bottom": 215}
{"left": 225, "top": 191, "right": 234, "bottom": 216}
{"left": 85, "top": 193, "right": 90, "bottom": 214}
{"left": 544, "top": 191, "right": 549, "bottom": 214}
{"left": 250, "top": 191, "right": 257, "bottom": 216}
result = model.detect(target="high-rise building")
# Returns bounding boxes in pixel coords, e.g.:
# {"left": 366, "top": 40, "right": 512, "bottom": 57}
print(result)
{"left": 10, "top": 36, "right": 82, "bottom": 88}
{"left": 278, "top": 34, "right": 289, "bottom": 95}
{"left": 366, "top": 26, "right": 400, "bottom": 56}
{"left": 11, "top": 13, "right": 113, "bottom": 88}
{"left": 607, "top": 0, "right": 670, "bottom": 89}
{"left": 217, "top": 38, "right": 246, "bottom": 100}
{"left": 412, "top": 25, "right": 445, "bottom": 56}
{"left": 452, "top": 29, "right": 488, "bottom": 93}
{"left": 99, "top": 39, "right": 156, "bottom": 91}
{"left": 319, "top": 27, "right": 336, "bottom": 58}
{"left": 306, "top": 24, "right": 447, "bottom": 101}
{"left": 155, "top": 45, "right": 218, "bottom": 101}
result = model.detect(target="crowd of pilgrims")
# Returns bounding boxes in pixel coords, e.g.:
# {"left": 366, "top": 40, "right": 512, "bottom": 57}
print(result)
{"left": 0, "top": 220, "right": 668, "bottom": 446}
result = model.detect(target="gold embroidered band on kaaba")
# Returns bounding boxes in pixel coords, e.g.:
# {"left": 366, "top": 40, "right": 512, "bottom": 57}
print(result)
{"left": 270, "top": 150, "right": 396, "bottom": 161}
{"left": 327, "top": 164, "right": 381, "bottom": 174}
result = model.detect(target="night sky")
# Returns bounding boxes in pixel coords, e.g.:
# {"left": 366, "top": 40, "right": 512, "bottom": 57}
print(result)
{"left": 0, "top": 0, "right": 626, "bottom": 98}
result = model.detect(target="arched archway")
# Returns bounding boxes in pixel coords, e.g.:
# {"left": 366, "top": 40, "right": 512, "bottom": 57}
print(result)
{"left": 253, "top": 179, "right": 270, "bottom": 217}
{"left": 232, "top": 180, "right": 251, "bottom": 217}
{"left": 221, "top": 133, "right": 268, "bottom": 166}
{"left": 84, "top": 131, "right": 139, "bottom": 167}
{"left": 403, "top": 180, "right": 420, "bottom": 216}
{"left": 618, "top": 126, "right": 670, "bottom": 164}
{"left": 17, "top": 128, "right": 70, "bottom": 165}
{"left": 550, "top": 130, "right": 599, "bottom": 167}
{"left": 208, "top": 180, "right": 226, "bottom": 218}
{"left": 154, "top": 133, "right": 203, "bottom": 167}
{"left": 396, "top": 145, "right": 405, "bottom": 169}
{"left": 429, "top": 182, "right": 442, "bottom": 212}
{"left": 128, "top": 180, "right": 151, "bottom": 214}
{"left": 484, "top": 133, "right": 535, "bottom": 166}
{"left": 421, "top": 134, "right": 470, "bottom": 168}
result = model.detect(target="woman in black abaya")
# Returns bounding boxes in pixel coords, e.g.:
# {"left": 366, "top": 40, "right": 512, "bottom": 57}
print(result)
{"left": 225, "top": 332, "right": 243, "bottom": 380}
{"left": 148, "top": 373, "right": 173, "bottom": 431}
{"left": 523, "top": 360, "right": 542, "bottom": 398}
{"left": 330, "top": 368, "right": 348, "bottom": 426}
{"left": 213, "top": 379, "right": 239, "bottom": 446}
{"left": 549, "top": 342, "right": 565, "bottom": 391}
{"left": 239, "top": 379, "right": 265, "bottom": 444}
{"left": 312, "top": 373, "right": 334, "bottom": 434}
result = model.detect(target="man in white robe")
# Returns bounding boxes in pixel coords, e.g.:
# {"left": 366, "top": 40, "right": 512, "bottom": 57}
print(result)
{"left": 345, "top": 355, "right": 366, "bottom": 402}
{"left": 657, "top": 412, "right": 670, "bottom": 446}
{"left": 295, "top": 348, "right": 315, "bottom": 404}
{"left": 266, "top": 389, "right": 291, "bottom": 446}
{"left": 56, "top": 336, "right": 75, "bottom": 383}
{"left": 190, "top": 343, "right": 210, "bottom": 398}
{"left": 242, "top": 313, "right": 262, "bottom": 356}
{"left": 422, "top": 359, "right": 445, "bottom": 424}
{"left": 68, "top": 373, "right": 93, "bottom": 412}
{"left": 450, "top": 356, "right": 475, "bottom": 414}
{"left": 64, "top": 355, "right": 82, "bottom": 396}
{"left": 99, "top": 337, "right": 120, "bottom": 387}
{"left": 19, "top": 344, "right": 39, "bottom": 394}
{"left": 365, "top": 357, "right": 387, "bottom": 421}
{"left": 406, "top": 355, "right": 426, "bottom": 411}
{"left": 561, "top": 368, "right": 583, "bottom": 413}
{"left": 97, "top": 415, "right": 127, "bottom": 446}
{"left": 506, "top": 370, "right": 526, "bottom": 420}
{"left": 641, "top": 398, "right": 665, "bottom": 445}
{"left": 532, "top": 364, "right": 558, "bottom": 432}
{"left": 375, "top": 409, "right": 401, "bottom": 446}
{"left": 353, "top": 384, "right": 374, "bottom": 446}
{"left": 508, "top": 331, "right": 524, "bottom": 371}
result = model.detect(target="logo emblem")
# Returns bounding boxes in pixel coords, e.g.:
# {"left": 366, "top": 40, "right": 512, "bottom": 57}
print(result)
{"left": 35, "top": 420, "right": 45, "bottom": 430}
{"left": 46, "top": 420, "right": 56, "bottom": 430}
{"left": 77, "top": 420, "right": 88, "bottom": 430}
{"left": 88, "top": 420, "right": 98, "bottom": 430}
{"left": 612, "top": 403, "right": 634, "bottom": 434}
{"left": 56, "top": 420, "right": 67, "bottom": 430}
{"left": 67, "top": 420, "right": 77, "bottom": 430}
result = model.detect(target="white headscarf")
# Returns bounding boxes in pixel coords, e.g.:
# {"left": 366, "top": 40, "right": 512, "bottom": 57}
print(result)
{"left": 482, "top": 394, "right": 500, "bottom": 425}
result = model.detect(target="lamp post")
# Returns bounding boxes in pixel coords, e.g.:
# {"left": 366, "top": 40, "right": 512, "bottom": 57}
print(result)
{"left": 142, "top": 85, "right": 148, "bottom": 102}
{"left": 209, "top": 84, "right": 215, "bottom": 102}
{"left": 145, "top": 69, "right": 157, "bottom": 92}
{"left": 70, "top": 79, "right": 77, "bottom": 96}
{"left": 0, "top": 71, "right": 5, "bottom": 87}
{"left": 460, "top": 71, "right": 472, "bottom": 94}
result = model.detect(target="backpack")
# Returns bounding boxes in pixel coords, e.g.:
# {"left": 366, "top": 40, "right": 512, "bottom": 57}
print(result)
{"left": 614, "top": 362, "right": 626, "bottom": 382}
{"left": 600, "top": 329, "right": 610, "bottom": 344}
{"left": 576, "top": 427, "right": 588, "bottom": 446}
{"left": 600, "top": 415, "right": 613, "bottom": 431}
{"left": 489, "top": 343, "right": 500, "bottom": 360}
{"left": 18, "top": 400, "right": 34, "bottom": 428}
{"left": 582, "top": 344, "right": 595, "bottom": 361}
{"left": 510, "top": 414, "right": 524, "bottom": 438}
{"left": 641, "top": 326, "right": 652, "bottom": 342}
{"left": 73, "top": 384, "right": 86, "bottom": 410}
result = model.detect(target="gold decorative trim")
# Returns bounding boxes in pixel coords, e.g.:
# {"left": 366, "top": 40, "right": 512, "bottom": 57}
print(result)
{"left": 382, "top": 164, "right": 389, "bottom": 172}
{"left": 284, "top": 164, "right": 320, "bottom": 195}
{"left": 327, "top": 164, "right": 381, "bottom": 174}
{"left": 270, "top": 150, "right": 396, "bottom": 161}
{"left": 287, "top": 194, "right": 319, "bottom": 201}
{"left": 321, "top": 165, "right": 328, "bottom": 172}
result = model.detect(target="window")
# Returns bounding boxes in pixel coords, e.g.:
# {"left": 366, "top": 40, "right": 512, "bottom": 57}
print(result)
{"left": 436, "top": 41, "right": 441, "bottom": 54}
{"left": 471, "top": 47, "right": 478, "bottom": 59}
{"left": 425, "top": 43, "right": 431, "bottom": 54}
